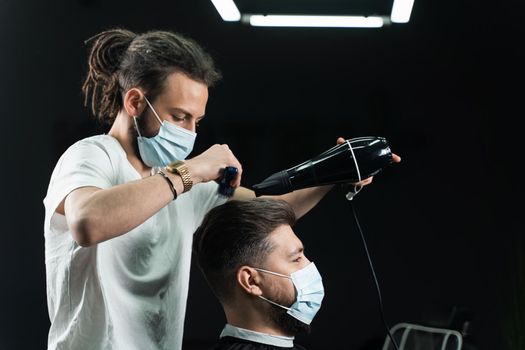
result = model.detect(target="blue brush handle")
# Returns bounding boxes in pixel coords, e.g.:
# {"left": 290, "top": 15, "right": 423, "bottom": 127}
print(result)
{"left": 218, "top": 166, "right": 238, "bottom": 197}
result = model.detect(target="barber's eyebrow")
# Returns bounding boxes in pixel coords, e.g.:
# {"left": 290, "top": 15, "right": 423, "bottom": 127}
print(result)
{"left": 288, "top": 245, "right": 304, "bottom": 257}
{"left": 169, "top": 107, "right": 192, "bottom": 117}
{"left": 169, "top": 107, "right": 205, "bottom": 119}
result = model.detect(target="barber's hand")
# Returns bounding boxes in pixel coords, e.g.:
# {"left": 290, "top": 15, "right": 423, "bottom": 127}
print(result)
{"left": 336, "top": 137, "right": 401, "bottom": 187}
{"left": 185, "top": 144, "right": 243, "bottom": 188}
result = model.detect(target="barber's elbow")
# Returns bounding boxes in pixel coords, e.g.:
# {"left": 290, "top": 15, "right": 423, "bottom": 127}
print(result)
{"left": 69, "top": 216, "right": 100, "bottom": 247}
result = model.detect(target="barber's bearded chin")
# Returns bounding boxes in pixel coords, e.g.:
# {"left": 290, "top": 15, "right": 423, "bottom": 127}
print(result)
{"left": 267, "top": 300, "right": 312, "bottom": 336}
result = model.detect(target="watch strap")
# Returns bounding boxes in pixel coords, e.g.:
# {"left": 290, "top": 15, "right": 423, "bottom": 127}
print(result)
{"left": 166, "top": 161, "right": 193, "bottom": 193}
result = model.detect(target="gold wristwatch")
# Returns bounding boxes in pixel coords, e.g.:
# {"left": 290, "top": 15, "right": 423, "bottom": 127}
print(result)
{"left": 166, "top": 160, "right": 193, "bottom": 193}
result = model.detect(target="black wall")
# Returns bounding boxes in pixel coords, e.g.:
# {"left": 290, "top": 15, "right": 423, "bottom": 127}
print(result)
{"left": 1, "top": 0, "right": 523, "bottom": 349}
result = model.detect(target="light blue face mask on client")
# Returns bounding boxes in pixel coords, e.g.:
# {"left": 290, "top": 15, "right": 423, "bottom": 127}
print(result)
{"left": 133, "top": 96, "right": 196, "bottom": 168}
{"left": 254, "top": 262, "right": 325, "bottom": 325}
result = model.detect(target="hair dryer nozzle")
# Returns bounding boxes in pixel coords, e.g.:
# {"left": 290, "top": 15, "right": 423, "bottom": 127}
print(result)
{"left": 252, "top": 170, "right": 292, "bottom": 197}
{"left": 252, "top": 136, "right": 394, "bottom": 196}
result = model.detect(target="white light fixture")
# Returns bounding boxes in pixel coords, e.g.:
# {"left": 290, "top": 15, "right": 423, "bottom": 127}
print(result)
{"left": 244, "top": 15, "right": 385, "bottom": 28}
{"left": 210, "top": 0, "right": 241, "bottom": 21}
{"left": 390, "top": 0, "right": 415, "bottom": 23}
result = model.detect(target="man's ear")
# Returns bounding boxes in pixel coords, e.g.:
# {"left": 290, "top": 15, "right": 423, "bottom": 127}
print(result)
{"left": 237, "top": 266, "right": 263, "bottom": 296}
{"left": 123, "top": 88, "right": 146, "bottom": 117}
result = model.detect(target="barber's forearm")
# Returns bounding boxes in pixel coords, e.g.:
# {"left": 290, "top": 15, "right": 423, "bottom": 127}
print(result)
{"left": 230, "top": 184, "right": 333, "bottom": 219}
{"left": 65, "top": 173, "right": 181, "bottom": 246}
{"left": 266, "top": 185, "right": 334, "bottom": 219}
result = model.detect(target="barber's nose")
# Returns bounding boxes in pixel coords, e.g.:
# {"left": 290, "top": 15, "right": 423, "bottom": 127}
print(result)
{"left": 304, "top": 256, "right": 311, "bottom": 266}
{"left": 184, "top": 121, "right": 196, "bottom": 133}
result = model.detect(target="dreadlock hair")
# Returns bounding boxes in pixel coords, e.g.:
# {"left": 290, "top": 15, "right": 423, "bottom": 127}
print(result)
{"left": 81, "top": 28, "right": 222, "bottom": 125}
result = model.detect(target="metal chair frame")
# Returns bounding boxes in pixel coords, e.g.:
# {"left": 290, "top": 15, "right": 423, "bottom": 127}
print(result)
{"left": 382, "top": 322, "right": 463, "bottom": 350}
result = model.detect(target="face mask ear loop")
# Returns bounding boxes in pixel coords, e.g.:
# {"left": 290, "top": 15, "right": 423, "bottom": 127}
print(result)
{"left": 253, "top": 267, "right": 294, "bottom": 310}
{"left": 253, "top": 267, "right": 292, "bottom": 279}
{"left": 258, "top": 295, "right": 291, "bottom": 311}
{"left": 143, "top": 96, "right": 164, "bottom": 126}
{"left": 133, "top": 116, "right": 143, "bottom": 138}
{"left": 345, "top": 139, "right": 363, "bottom": 200}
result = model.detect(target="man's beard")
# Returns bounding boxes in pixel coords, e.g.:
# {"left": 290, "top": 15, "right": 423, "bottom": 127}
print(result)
{"left": 267, "top": 301, "right": 311, "bottom": 336}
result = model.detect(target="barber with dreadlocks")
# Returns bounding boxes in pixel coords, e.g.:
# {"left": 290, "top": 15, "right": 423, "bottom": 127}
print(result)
{"left": 43, "top": 28, "right": 400, "bottom": 350}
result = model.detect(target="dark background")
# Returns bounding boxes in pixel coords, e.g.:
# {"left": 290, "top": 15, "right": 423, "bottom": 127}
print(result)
{"left": 1, "top": 0, "right": 523, "bottom": 349}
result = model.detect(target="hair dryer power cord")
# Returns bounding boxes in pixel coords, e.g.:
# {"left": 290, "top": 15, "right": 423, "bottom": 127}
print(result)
{"left": 347, "top": 193, "right": 400, "bottom": 350}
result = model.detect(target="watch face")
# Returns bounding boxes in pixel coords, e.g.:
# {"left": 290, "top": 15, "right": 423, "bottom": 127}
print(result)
{"left": 167, "top": 160, "right": 184, "bottom": 172}
{"left": 167, "top": 160, "right": 192, "bottom": 192}
{"left": 169, "top": 160, "right": 184, "bottom": 168}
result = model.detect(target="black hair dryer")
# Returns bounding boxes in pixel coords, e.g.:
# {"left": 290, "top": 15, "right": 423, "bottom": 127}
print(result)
{"left": 252, "top": 136, "right": 395, "bottom": 196}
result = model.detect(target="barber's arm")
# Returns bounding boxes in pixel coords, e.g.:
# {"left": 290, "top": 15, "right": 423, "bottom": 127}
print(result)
{"left": 61, "top": 144, "right": 242, "bottom": 247}
{"left": 232, "top": 178, "right": 371, "bottom": 220}
{"left": 231, "top": 137, "right": 400, "bottom": 219}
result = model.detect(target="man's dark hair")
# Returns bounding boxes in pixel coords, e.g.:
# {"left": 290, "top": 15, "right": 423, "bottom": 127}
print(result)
{"left": 193, "top": 198, "right": 296, "bottom": 304}
{"left": 81, "top": 28, "right": 222, "bottom": 124}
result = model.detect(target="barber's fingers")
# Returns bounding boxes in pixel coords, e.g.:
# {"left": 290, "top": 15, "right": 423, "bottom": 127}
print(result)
{"left": 186, "top": 144, "right": 243, "bottom": 185}
{"left": 392, "top": 153, "right": 402, "bottom": 163}
{"left": 216, "top": 144, "right": 243, "bottom": 188}
{"left": 338, "top": 137, "right": 402, "bottom": 163}
{"left": 212, "top": 144, "right": 243, "bottom": 188}
{"left": 354, "top": 176, "right": 373, "bottom": 187}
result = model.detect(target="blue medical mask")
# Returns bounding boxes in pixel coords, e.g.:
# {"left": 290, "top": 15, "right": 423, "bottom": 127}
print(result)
{"left": 254, "top": 262, "right": 324, "bottom": 325}
{"left": 133, "top": 96, "right": 196, "bottom": 167}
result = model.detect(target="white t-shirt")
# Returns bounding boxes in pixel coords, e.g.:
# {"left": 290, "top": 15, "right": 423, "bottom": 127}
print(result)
{"left": 43, "top": 134, "right": 228, "bottom": 350}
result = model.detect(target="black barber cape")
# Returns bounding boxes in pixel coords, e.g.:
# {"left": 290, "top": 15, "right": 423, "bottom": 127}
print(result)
{"left": 211, "top": 336, "right": 308, "bottom": 350}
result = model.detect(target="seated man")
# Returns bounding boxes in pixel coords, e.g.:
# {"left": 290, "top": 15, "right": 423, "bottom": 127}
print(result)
{"left": 193, "top": 198, "right": 324, "bottom": 350}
